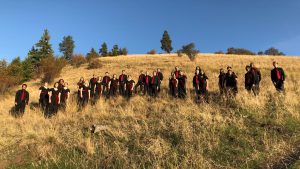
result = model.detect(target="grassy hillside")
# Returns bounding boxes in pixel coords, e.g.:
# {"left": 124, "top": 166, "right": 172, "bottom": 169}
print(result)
{"left": 1, "top": 54, "right": 300, "bottom": 169}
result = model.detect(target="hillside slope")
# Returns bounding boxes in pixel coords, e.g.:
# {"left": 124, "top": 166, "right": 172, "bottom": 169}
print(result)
{"left": 1, "top": 54, "right": 300, "bottom": 168}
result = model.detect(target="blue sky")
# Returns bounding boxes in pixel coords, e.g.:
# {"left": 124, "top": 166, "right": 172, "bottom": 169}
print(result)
{"left": 0, "top": 0, "right": 300, "bottom": 62}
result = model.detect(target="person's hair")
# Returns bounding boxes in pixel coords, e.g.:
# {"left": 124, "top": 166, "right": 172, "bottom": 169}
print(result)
{"left": 54, "top": 82, "right": 59, "bottom": 88}
{"left": 246, "top": 65, "right": 250, "bottom": 70}
{"left": 105, "top": 72, "right": 109, "bottom": 74}
{"left": 22, "top": 84, "right": 27, "bottom": 88}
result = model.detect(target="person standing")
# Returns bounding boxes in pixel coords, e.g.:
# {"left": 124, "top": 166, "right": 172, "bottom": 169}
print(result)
{"left": 14, "top": 84, "right": 29, "bottom": 117}
{"left": 39, "top": 82, "right": 49, "bottom": 112}
{"left": 79, "top": 81, "right": 90, "bottom": 109}
{"left": 134, "top": 70, "right": 145, "bottom": 94}
{"left": 156, "top": 68, "right": 163, "bottom": 93}
{"left": 60, "top": 82, "right": 70, "bottom": 111}
{"left": 224, "top": 66, "right": 238, "bottom": 98}
{"left": 93, "top": 76, "right": 102, "bottom": 104}
{"left": 193, "top": 70, "right": 200, "bottom": 99}
{"left": 125, "top": 75, "right": 135, "bottom": 99}
{"left": 150, "top": 71, "right": 160, "bottom": 97}
{"left": 245, "top": 65, "right": 254, "bottom": 93}
{"left": 144, "top": 71, "right": 151, "bottom": 95}
{"left": 119, "top": 70, "right": 127, "bottom": 95}
{"left": 89, "top": 74, "right": 97, "bottom": 99}
{"left": 174, "top": 66, "right": 180, "bottom": 79}
{"left": 178, "top": 71, "right": 187, "bottom": 99}
{"left": 218, "top": 68, "right": 226, "bottom": 95}
{"left": 77, "top": 77, "right": 85, "bottom": 105}
{"left": 102, "top": 72, "right": 111, "bottom": 96}
{"left": 250, "top": 62, "right": 261, "bottom": 95}
{"left": 48, "top": 82, "right": 61, "bottom": 117}
{"left": 198, "top": 70, "right": 209, "bottom": 101}
{"left": 109, "top": 74, "right": 119, "bottom": 97}
{"left": 169, "top": 73, "right": 178, "bottom": 97}
{"left": 271, "top": 61, "right": 285, "bottom": 92}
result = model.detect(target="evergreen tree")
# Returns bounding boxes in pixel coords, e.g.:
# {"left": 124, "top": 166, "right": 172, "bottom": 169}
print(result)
{"left": 111, "top": 45, "right": 119, "bottom": 56}
{"left": 7, "top": 57, "right": 22, "bottom": 79}
{"left": 27, "top": 46, "right": 40, "bottom": 71}
{"left": 86, "top": 48, "right": 99, "bottom": 61}
{"left": 36, "top": 29, "right": 54, "bottom": 59}
{"left": 59, "top": 36, "right": 75, "bottom": 60}
{"left": 118, "top": 48, "right": 128, "bottom": 56}
{"left": 160, "top": 30, "right": 173, "bottom": 53}
{"left": 99, "top": 42, "right": 108, "bottom": 57}
{"left": 21, "top": 57, "right": 34, "bottom": 82}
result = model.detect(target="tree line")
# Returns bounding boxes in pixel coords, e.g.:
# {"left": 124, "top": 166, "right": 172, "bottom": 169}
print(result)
{"left": 0, "top": 29, "right": 286, "bottom": 94}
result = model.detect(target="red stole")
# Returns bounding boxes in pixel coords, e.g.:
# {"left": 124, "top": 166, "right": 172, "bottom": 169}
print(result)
{"left": 21, "top": 90, "right": 25, "bottom": 101}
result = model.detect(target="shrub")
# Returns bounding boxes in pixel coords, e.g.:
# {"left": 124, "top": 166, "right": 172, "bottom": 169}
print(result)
{"left": 178, "top": 43, "right": 199, "bottom": 61}
{"left": 215, "top": 51, "right": 224, "bottom": 54}
{"left": 226, "top": 47, "right": 255, "bottom": 55}
{"left": 87, "top": 59, "right": 103, "bottom": 69}
{"left": 264, "top": 47, "right": 285, "bottom": 56}
{"left": 40, "top": 56, "right": 65, "bottom": 83}
{"left": 71, "top": 55, "right": 87, "bottom": 68}
{"left": 147, "top": 49, "right": 157, "bottom": 55}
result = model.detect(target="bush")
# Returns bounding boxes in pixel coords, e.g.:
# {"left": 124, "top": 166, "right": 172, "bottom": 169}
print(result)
{"left": 264, "top": 47, "right": 285, "bottom": 56}
{"left": 87, "top": 59, "right": 102, "bottom": 69}
{"left": 215, "top": 51, "right": 224, "bottom": 54}
{"left": 226, "top": 47, "right": 255, "bottom": 55}
{"left": 71, "top": 55, "right": 87, "bottom": 68}
{"left": 178, "top": 43, "right": 199, "bottom": 61}
{"left": 40, "top": 56, "right": 65, "bottom": 83}
{"left": 147, "top": 49, "right": 157, "bottom": 55}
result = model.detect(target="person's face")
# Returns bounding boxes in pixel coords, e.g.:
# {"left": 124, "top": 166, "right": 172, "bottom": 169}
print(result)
{"left": 64, "top": 83, "right": 68, "bottom": 87}
{"left": 180, "top": 71, "right": 184, "bottom": 75}
{"left": 44, "top": 82, "right": 48, "bottom": 87}
{"left": 140, "top": 71, "right": 143, "bottom": 74}
{"left": 80, "top": 77, "right": 84, "bottom": 81}
{"left": 54, "top": 83, "right": 59, "bottom": 88}
{"left": 220, "top": 69, "right": 224, "bottom": 73}
{"left": 122, "top": 71, "right": 125, "bottom": 74}
{"left": 200, "top": 70, "right": 204, "bottom": 74}
{"left": 128, "top": 76, "right": 131, "bottom": 80}
{"left": 228, "top": 70, "right": 232, "bottom": 75}
{"left": 196, "top": 70, "right": 199, "bottom": 74}
{"left": 106, "top": 73, "right": 109, "bottom": 76}
{"left": 146, "top": 71, "right": 149, "bottom": 75}
{"left": 273, "top": 62, "right": 277, "bottom": 68}
{"left": 175, "top": 67, "right": 178, "bottom": 70}
{"left": 246, "top": 67, "right": 250, "bottom": 71}
{"left": 22, "top": 85, "right": 26, "bottom": 90}
{"left": 157, "top": 69, "right": 160, "bottom": 72}
{"left": 153, "top": 72, "right": 156, "bottom": 76}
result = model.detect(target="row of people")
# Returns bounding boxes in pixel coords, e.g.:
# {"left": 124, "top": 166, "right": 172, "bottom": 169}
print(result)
{"left": 14, "top": 61, "right": 285, "bottom": 116}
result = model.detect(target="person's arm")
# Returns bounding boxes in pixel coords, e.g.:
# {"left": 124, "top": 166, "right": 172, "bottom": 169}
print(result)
{"left": 281, "top": 68, "right": 285, "bottom": 81}
{"left": 49, "top": 90, "right": 52, "bottom": 103}
{"left": 58, "top": 93, "right": 61, "bottom": 104}
{"left": 80, "top": 88, "right": 83, "bottom": 98}
{"left": 67, "top": 91, "right": 70, "bottom": 102}
{"left": 15, "top": 91, "right": 18, "bottom": 105}
{"left": 26, "top": 92, "right": 29, "bottom": 105}
{"left": 131, "top": 82, "right": 135, "bottom": 91}
{"left": 88, "top": 90, "right": 91, "bottom": 100}
{"left": 206, "top": 80, "right": 209, "bottom": 90}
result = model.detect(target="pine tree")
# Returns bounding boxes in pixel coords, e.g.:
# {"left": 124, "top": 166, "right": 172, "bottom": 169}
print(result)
{"left": 86, "top": 48, "right": 99, "bottom": 62}
{"left": 36, "top": 29, "right": 54, "bottom": 59}
{"left": 160, "top": 30, "right": 173, "bottom": 53}
{"left": 99, "top": 42, "right": 108, "bottom": 57}
{"left": 21, "top": 57, "right": 34, "bottom": 82}
{"left": 59, "top": 36, "right": 75, "bottom": 60}
{"left": 111, "top": 45, "right": 119, "bottom": 56}
{"left": 28, "top": 46, "right": 40, "bottom": 71}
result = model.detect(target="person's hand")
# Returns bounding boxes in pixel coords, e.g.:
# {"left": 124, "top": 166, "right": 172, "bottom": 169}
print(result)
{"left": 15, "top": 102, "right": 17, "bottom": 105}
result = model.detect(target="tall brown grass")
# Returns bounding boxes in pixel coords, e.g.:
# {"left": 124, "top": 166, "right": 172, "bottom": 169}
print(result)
{"left": 0, "top": 54, "right": 300, "bottom": 168}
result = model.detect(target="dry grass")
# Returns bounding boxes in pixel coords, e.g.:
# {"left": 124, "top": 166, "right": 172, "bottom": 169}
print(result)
{"left": 0, "top": 53, "right": 300, "bottom": 168}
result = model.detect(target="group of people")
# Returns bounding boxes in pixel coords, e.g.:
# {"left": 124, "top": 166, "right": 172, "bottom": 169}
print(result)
{"left": 14, "top": 61, "right": 286, "bottom": 117}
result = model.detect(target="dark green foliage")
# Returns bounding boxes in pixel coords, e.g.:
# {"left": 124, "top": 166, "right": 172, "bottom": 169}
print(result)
{"left": 21, "top": 57, "right": 35, "bottom": 82}
{"left": 264, "top": 47, "right": 285, "bottom": 56}
{"left": 214, "top": 51, "right": 224, "bottom": 54}
{"left": 160, "top": 30, "right": 173, "bottom": 53}
{"left": 86, "top": 48, "right": 99, "bottom": 62}
{"left": 226, "top": 47, "right": 256, "bottom": 55}
{"left": 257, "top": 51, "right": 264, "bottom": 55}
{"left": 178, "top": 43, "right": 199, "bottom": 61}
{"left": 110, "top": 45, "right": 119, "bottom": 56}
{"left": 118, "top": 48, "right": 128, "bottom": 55}
{"left": 59, "top": 35, "right": 75, "bottom": 60}
{"left": 99, "top": 42, "right": 108, "bottom": 57}
{"left": 35, "top": 29, "right": 54, "bottom": 59}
